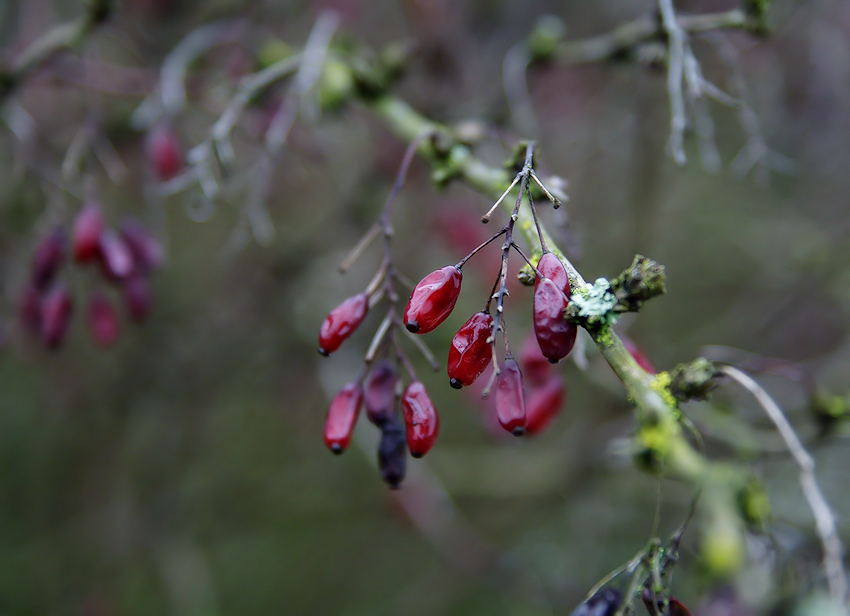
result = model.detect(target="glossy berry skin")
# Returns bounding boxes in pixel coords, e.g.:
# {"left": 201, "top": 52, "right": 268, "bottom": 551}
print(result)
{"left": 525, "top": 377, "right": 566, "bottom": 436}
{"left": 98, "top": 229, "right": 135, "bottom": 281}
{"left": 31, "top": 228, "right": 66, "bottom": 290}
{"left": 147, "top": 125, "right": 184, "bottom": 181}
{"left": 87, "top": 293, "right": 121, "bottom": 348}
{"left": 535, "top": 252, "right": 570, "bottom": 296}
{"left": 519, "top": 331, "right": 554, "bottom": 386}
{"left": 120, "top": 218, "right": 164, "bottom": 272}
{"left": 318, "top": 293, "right": 369, "bottom": 356}
{"left": 447, "top": 311, "right": 493, "bottom": 389}
{"left": 495, "top": 358, "right": 526, "bottom": 436}
{"left": 401, "top": 381, "right": 439, "bottom": 458}
{"left": 378, "top": 415, "right": 407, "bottom": 488}
{"left": 123, "top": 275, "right": 152, "bottom": 321}
{"left": 72, "top": 203, "right": 104, "bottom": 263}
{"left": 533, "top": 278, "right": 577, "bottom": 363}
{"left": 403, "top": 266, "right": 462, "bottom": 334}
{"left": 323, "top": 382, "right": 363, "bottom": 454}
{"left": 364, "top": 360, "right": 397, "bottom": 426}
{"left": 40, "top": 286, "right": 73, "bottom": 349}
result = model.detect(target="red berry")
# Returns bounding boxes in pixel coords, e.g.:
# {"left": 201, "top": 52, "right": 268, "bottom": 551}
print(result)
{"left": 364, "top": 359, "right": 398, "bottom": 426}
{"left": 535, "top": 252, "right": 570, "bottom": 296}
{"left": 447, "top": 310, "right": 493, "bottom": 389}
{"left": 120, "top": 218, "right": 164, "bottom": 272}
{"left": 495, "top": 358, "right": 526, "bottom": 435}
{"left": 518, "top": 331, "right": 554, "bottom": 386}
{"left": 323, "top": 382, "right": 363, "bottom": 454}
{"left": 40, "top": 285, "right": 73, "bottom": 348}
{"left": 123, "top": 275, "right": 152, "bottom": 321}
{"left": 532, "top": 278, "right": 577, "bottom": 363}
{"left": 147, "top": 124, "right": 184, "bottom": 181}
{"left": 87, "top": 292, "right": 121, "bottom": 347}
{"left": 378, "top": 415, "right": 407, "bottom": 488}
{"left": 403, "top": 266, "right": 462, "bottom": 334}
{"left": 318, "top": 293, "right": 369, "bottom": 356}
{"left": 31, "top": 228, "right": 66, "bottom": 290}
{"left": 525, "top": 377, "right": 566, "bottom": 435}
{"left": 18, "top": 284, "right": 42, "bottom": 334}
{"left": 621, "top": 335, "right": 657, "bottom": 374}
{"left": 98, "top": 229, "right": 135, "bottom": 281}
{"left": 72, "top": 203, "right": 104, "bottom": 263}
{"left": 401, "top": 381, "right": 439, "bottom": 457}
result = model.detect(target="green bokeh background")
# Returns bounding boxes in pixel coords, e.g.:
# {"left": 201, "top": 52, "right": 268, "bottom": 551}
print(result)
{"left": 0, "top": 0, "right": 848, "bottom": 614}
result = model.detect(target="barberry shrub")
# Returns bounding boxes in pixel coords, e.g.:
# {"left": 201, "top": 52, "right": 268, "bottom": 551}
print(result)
{"left": 0, "top": 1, "right": 848, "bottom": 615}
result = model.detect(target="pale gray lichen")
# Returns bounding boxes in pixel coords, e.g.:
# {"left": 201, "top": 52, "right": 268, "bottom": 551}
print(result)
{"left": 569, "top": 278, "right": 619, "bottom": 326}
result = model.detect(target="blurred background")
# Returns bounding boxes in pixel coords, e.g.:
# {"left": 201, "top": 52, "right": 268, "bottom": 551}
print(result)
{"left": 1, "top": 0, "right": 849, "bottom": 613}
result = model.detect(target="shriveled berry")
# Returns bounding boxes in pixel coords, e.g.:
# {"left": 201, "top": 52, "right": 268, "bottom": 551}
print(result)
{"left": 318, "top": 293, "right": 369, "bottom": 356}
{"left": 147, "top": 124, "right": 184, "bottom": 181}
{"left": 87, "top": 292, "right": 121, "bottom": 348}
{"left": 533, "top": 278, "right": 577, "bottom": 363}
{"left": 31, "top": 228, "right": 66, "bottom": 289}
{"left": 570, "top": 588, "right": 622, "bottom": 616}
{"left": 323, "top": 382, "right": 363, "bottom": 454}
{"left": 98, "top": 229, "right": 135, "bottom": 281}
{"left": 123, "top": 275, "right": 152, "bottom": 321}
{"left": 18, "top": 284, "right": 42, "bottom": 334}
{"left": 495, "top": 358, "right": 526, "bottom": 435}
{"left": 525, "top": 377, "right": 565, "bottom": 435}
{"left": 72, "top": 203, "right": 104, "bottom": 263}
{"left": 403, "top": 265, "right": 462, "bottom": 334}
{"left": 364, "top": 359, "right": 397, "bottom": 426}
{"left": 378, "top": 415, "right": 407, "bottom": 488}
{"left": 621, "top": 335, "right": 657, "bottom": 374}
{"left": 120, "top": 218, "right": 164, "bottom": 272}
{"left": 40, "top": 285, "right": 73, "bottom": 348}
{"left": 401, "top": 380, "right": 439, "bottom": 457}
{"left": 519, "top": 331, "right": 554, "bottom": 386}
{"left": 447, "top": 310, "right": 493, "bottom": 389}
{"left": 535, "top": 252, "right": 570, "bottom": 296}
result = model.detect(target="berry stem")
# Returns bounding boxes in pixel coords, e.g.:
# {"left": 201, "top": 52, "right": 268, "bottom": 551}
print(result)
{"left": 455, "top": 228, "right": 507, "bottom": 268}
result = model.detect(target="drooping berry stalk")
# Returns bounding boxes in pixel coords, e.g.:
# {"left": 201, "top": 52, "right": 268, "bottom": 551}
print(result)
{"left": 401, "top": 380, "right": 439, "bottom": 457}
{"left": 323, "top": 382, "right": 364, "bottom": 454}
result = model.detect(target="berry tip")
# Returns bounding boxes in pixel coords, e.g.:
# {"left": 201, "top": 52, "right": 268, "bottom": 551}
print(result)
{"left": 511, "top": 426, "right": 526, "bottom": 437}
{"left": 449, "top": 378, "right": 463, "bottom": 390}
{"left": 318, "top": 348, "right": 330, "bottom": 357}
{"left": 330, "top": 443, "right": 343, "bottom": 454}
{"left": 405, "top": 321, "right": 420, "bottom": 333}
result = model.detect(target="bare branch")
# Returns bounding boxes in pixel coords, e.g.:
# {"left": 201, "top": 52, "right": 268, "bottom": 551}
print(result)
{"left": 720, "top": 366, "right": 848, "bottom": 607}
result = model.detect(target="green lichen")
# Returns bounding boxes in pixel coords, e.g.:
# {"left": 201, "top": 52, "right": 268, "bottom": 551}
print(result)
{"left": 568, "top": 278, "right": 619, "bottom": 327}
{"left": 651, "top": 371, "right": 680, "bottom": 414}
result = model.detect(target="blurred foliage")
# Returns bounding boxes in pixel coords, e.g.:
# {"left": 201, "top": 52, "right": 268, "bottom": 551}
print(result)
{"left": 1, "top": 0, "right": 849, "bottom": 614}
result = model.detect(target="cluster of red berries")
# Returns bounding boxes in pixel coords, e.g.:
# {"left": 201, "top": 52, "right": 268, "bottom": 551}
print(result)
{"left": 407, "top": 249, "right": 575, "bottom": 436}
{"left": 18, "top": 204, "right": 162, "bottom": 349}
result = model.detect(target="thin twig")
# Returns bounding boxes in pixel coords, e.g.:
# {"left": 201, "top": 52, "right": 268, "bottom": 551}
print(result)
{"left": 658, "top": 0, "right": 688, "bottom": 166}
{"left": 720, "top": 366, "right": 848, "bottom": 607}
